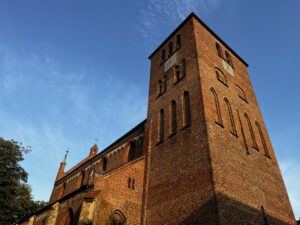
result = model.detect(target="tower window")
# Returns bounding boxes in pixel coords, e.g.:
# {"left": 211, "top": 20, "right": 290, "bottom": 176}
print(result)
{"left": 255, "top": 122, "right": 271, "bottom": 158}
{"left": 244, "top": 113, "right": 258, "bottom": 150}
{"left": 168, "top": 42, "right": 173, "bottom": 56}
{"left": 237, "top": 109, "right": 250, "bottom": 155}
{"left": 161, "top": 49, "right": 166, "bottom": 61}
{"left": 170, "top": 100, "right": 177, "bottom": 135}
{"left": 174, "top": 59, "right": 186, "bottom": 84}
{"left": 224, "top": 98, "right": 237, "bottom": 136}
{"left": 176, "top": 34, "right": 181, "bottom": 49}
{"left": 157, "top": 80, "right": 165, "bottom": 96}
{"left": 183, "top": 91, "right": 191, "bottom": 128}
{"left": 102, "top": 157, "right": 108, "bottom": 171}
{"left": 225, "top": 51, "right": 234, "bottom": 68}
{"left": 158, "top": 109, "right": 165, "bottom": 143}
{"left": 236, "top": 85, "right": 248, "bottom": 103}
{"left": 215, "top": 68, "right": 227, "bottom": 86}
{"left": 210, "top": 87, "right": 223, "bottom": 127}
{"left": 216, "top": 43, "right": 223, "bottom": 58}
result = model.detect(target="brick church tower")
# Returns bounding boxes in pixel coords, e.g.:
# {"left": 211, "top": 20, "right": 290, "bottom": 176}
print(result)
{"left": 143, "top": 13, "right": 296, "bottom": 225}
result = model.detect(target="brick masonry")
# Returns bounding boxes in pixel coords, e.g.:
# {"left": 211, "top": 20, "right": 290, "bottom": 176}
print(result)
{"left": 18, "top": 13, "right": 297, "bottom": 225}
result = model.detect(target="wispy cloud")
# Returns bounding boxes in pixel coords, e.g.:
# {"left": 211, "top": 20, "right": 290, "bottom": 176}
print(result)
{"left": 280, "top": 159, "right": 300, "bottom": 219}
{"left": 0, "top": 42, "right": 147, "bottom": 201}
{"left": 134, "top": 0, "right": 222, "bottom": 40}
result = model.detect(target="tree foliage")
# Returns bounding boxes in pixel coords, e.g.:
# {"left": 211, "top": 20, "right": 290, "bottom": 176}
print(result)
{"left": 0, "top": 138, "right": 47, "bottom": 225}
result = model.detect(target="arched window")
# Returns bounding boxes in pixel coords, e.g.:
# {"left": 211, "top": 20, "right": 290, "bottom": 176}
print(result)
{"left": 255, "top": 122, "right": 270, "bottom": 158}
{"left": 225, "top": 50, "right": 234, "bottom": 67}
{"left": 170, "top": 100, "right": 177, "bottom": 135}
{"left": 158, "top": 80, "right": 163, "bottom": 96}
{"left": 236, "top": 85, "right": 247, "bottom": 103}
{"left": 174, "top": 59, "right": 186, "bottom": 84}
{"left": 161, "top": 49, "right": 165, "bottom": 61}
{"left": 158, "top": 109, "right": 164, "bottom": 143}
{"left": 128, "top": 141, "right": 136, "bottom": 162}
{"left": 108, "top": 210, "right": 126, "bottom": 225}
{"left": 210, "top": 88, "right": 223, "bottom": 127}
{"left": 183, "top": 91, "right": 191, "bottom": 127}
{"left": 237, "top": 109, "right": 249, "bottom": 155}
{"left": 224, "top": 98, "right": 237, "bottom": 136}
{"left": 127, "top": 177, "right": 131, "bottom": 188}
{"left": 215, "top": 68, "right": 227, "bottom": 86}
{"left": 244, "top": 113, "right": 258, "bottom": 150}
{"left": 102, "top": 157, "right": 108, "bottom": 171}
{"left": 216, "top": 43, "right": 223, "bottom": 58}
{"left": 176, "top": 34, "right": 181, "bottom": 48}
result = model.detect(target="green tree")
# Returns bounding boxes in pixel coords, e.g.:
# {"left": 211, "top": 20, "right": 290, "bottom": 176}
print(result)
{"left": 0, "top": 138, "right": 47, "bottom": 225}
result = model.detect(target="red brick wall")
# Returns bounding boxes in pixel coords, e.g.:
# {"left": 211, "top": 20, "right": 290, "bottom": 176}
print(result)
{"left": 94, "top": 157, "right": 145, "bottom": 225}
{"left": 193, "top": 16, "right": 296, "bottom": 225}
{"left": 144, "top": 18, "right": 217, "bottom": 225}
{"left": 49, "top": 128, "right": 144, "bottom": 204}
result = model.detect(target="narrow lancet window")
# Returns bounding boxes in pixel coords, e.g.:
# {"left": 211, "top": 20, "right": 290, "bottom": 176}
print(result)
{"left": 183, "top": 91, "right": 191, "bottom": 127}
{"left": 255, "top": 122, "right": 270, "bottom": 158}
{"left": 215, "top": 68, "right": 227, "bottom": 86}
{"left": 237, "top": 109, "right": 249, "bottom": 154}
{"left": 225, "top": 50, "right": 234, "bottom": 68}
{"left": 158, "top": 109, "right": 165, "bottom": 142}
{"left": 210, "top": 87, "right": 223, "bottom": 127}
{"left": 236, "top": 85, "right": 248, "bottom": 103}
{"left": 244, "top": 113, "right": 258, "bottom": 150}
{"left": 170, "top": 100, "right": 177, "bottom": 135}
{"left": 174, "top": 59, "right": 186, "bottom": 83}
{"left": 224, "top": 98, "right": 237, "bottom": 136}
{"left": 216, "top": 43, "right": 223, "bottom": 58}
{"left": 128, "top": 178, "right": 131, "bottom": 188}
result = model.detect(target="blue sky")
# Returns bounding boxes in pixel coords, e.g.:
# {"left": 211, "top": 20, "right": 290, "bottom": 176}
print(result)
{"left": 0, "top": 0, "right": 299, "bottom": 219}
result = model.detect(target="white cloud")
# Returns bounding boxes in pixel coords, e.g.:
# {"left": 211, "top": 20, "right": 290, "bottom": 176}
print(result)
{"left": 280, "top": 159, "right": 300, "bottom": 219}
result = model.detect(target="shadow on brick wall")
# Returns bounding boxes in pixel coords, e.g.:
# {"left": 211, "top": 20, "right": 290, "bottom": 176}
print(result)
{"left": 179, "top": 193, "right": 295, "bottom": 225}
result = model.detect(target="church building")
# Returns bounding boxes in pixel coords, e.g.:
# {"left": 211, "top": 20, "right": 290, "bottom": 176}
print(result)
{"left": 19, "top": 13, "right": 297, "bottom": 225}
